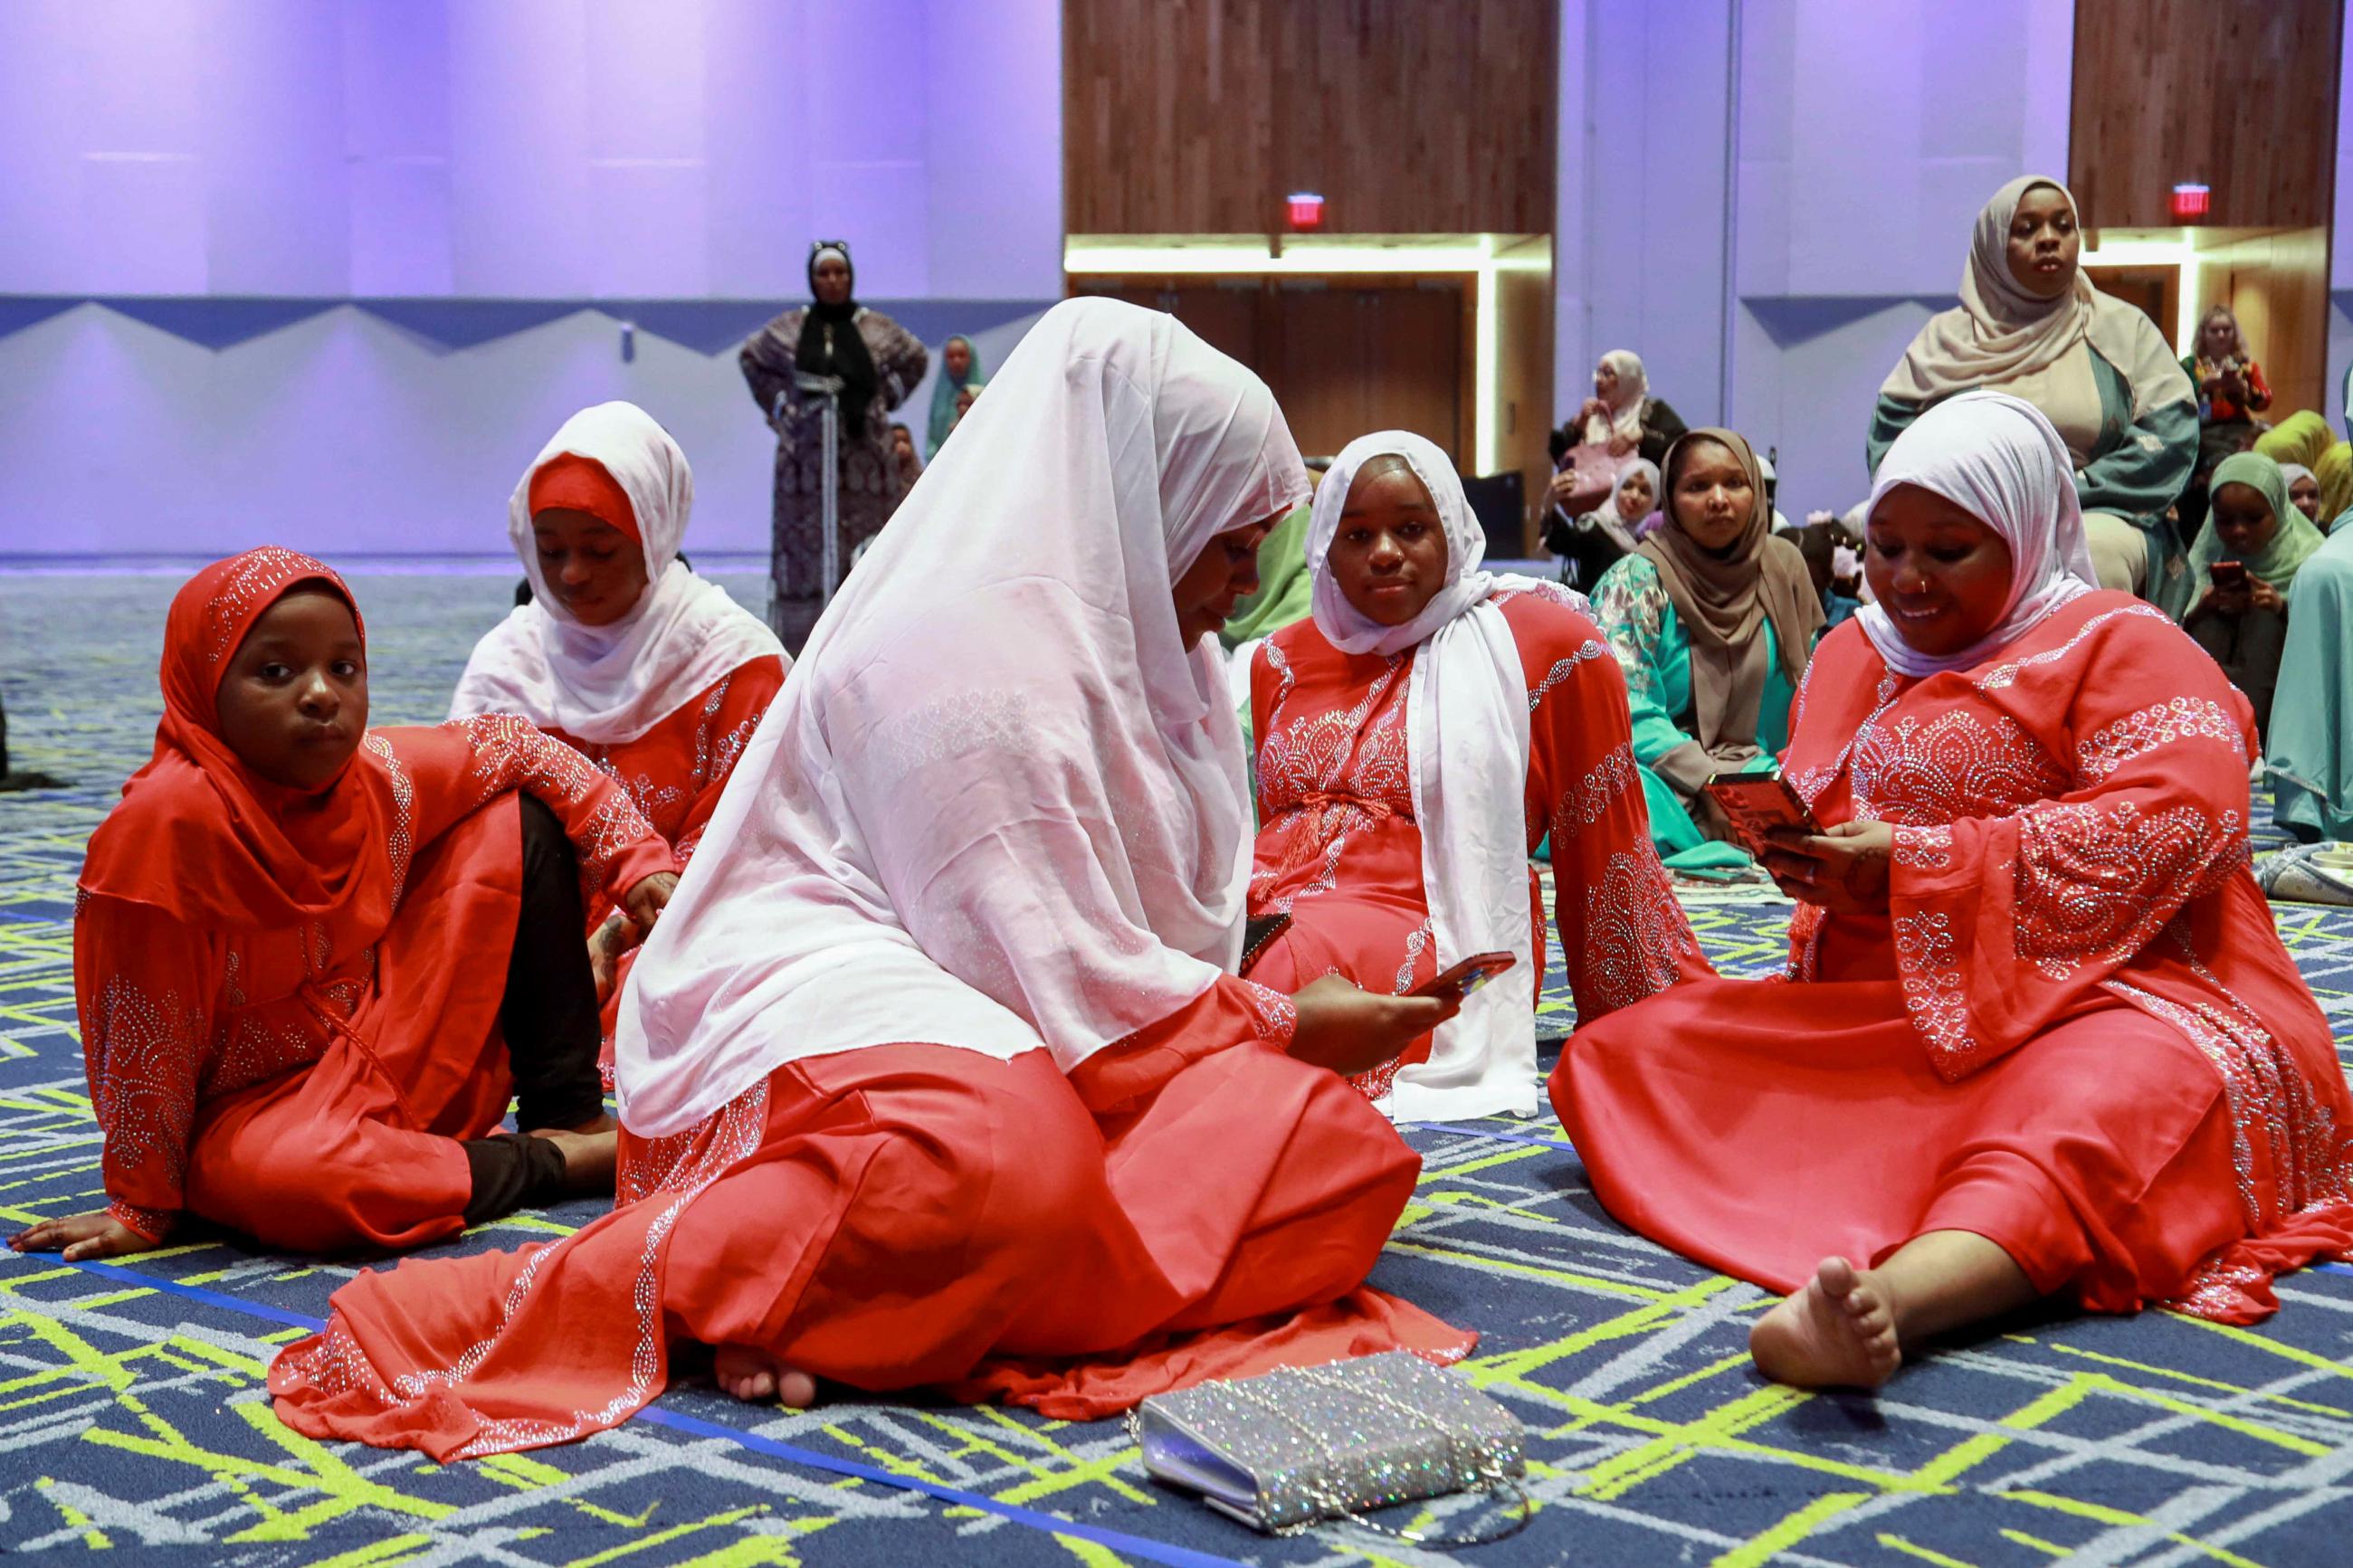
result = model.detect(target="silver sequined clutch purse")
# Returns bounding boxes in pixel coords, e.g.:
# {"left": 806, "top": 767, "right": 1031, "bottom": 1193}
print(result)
{"left": 1132, "top": 1351, "right": 1528, "bottom": 1541}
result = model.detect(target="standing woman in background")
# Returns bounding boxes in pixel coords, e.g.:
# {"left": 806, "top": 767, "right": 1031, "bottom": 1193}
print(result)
{"left": 1870, "top": 177, "right": 2196, "bottom": 608}
{"left": 740, "top": 242, "right": 929, "bottom": 652}
{"left": 2183, "top": 304, "right": 2273, "bottom": 467}
{"left": 926, "top": 334, "right": 986, "bottom": 460}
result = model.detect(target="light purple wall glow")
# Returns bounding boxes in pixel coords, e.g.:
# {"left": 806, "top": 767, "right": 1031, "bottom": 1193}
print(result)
{"left": 0, "top": 0, "right": 1062, "bottom": 300}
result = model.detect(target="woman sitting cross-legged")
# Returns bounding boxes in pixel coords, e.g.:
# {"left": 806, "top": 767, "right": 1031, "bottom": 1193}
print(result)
{"left": 266, "top": 298, "right": 1473, "bottom": 1460}
{"left": 9, "top": 550, "right": 677, "bottom": 1263}
{"left": 1552, "top": 391, "right": 2353, "bottom": 1390}
{"left": 1245, "top": 431, "right": 1710, "bottom": 1122}
{"left": 1591, "top": 429, "right": 1824, "bottom": 872}
{"left": 450, "top": 403, "right": 788, "bottom": 1064}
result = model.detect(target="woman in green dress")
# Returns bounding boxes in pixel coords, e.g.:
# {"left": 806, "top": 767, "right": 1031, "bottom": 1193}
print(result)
{"left": 1869, "top": 176, "right": 2196, "bottom": 610}
{"left": 1591, "top": 429, "right": 1824, "bottom": 871}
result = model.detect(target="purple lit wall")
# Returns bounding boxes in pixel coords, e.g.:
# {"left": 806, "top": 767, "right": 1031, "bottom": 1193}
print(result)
{"left": 1556, "top": 0, "right": 2075, "bottom": 521}
{"left": 0, "top": 0, "right": 1061, "bottom": 559}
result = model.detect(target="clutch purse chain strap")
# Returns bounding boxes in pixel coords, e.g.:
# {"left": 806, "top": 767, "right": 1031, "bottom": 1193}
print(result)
{"left": 1134, "top": 1364, "right": 1532, "bottom": 1545}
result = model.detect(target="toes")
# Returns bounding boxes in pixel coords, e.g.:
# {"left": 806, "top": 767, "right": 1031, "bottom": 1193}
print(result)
{"left": 1816, "top": 1257, "right": 1858, "bottom": 1297}
{"left": 776, "top": 1370, "right": 817, "bottom": 1408}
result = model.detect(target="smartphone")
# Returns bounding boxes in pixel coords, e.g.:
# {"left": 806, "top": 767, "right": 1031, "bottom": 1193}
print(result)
{"left": 1409, "top": 951, "right": 1517, "bottom": 1000}
{"left": 1704, "top": 773, "right": 1820, "bottom": 853}
{"left": 2209, "top": 559, "right": 2249, "bottom": 589}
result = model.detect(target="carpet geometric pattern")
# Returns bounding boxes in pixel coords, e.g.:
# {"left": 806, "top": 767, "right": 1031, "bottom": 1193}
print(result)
{"left": 6, "top": 570, "right": 2353, "bottom": 1565}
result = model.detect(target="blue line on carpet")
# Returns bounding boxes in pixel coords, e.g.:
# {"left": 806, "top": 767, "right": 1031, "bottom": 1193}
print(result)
{"left": 45, "top": 1256, "right": 1249, "bottom": 1568}
{"left": 1414, "top": 1121, "right": 1578, "bottom": 1152}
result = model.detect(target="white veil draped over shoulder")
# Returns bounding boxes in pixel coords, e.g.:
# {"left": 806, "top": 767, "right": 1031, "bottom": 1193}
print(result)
{"left": 615, "top": 299, "right": 1310, "bottom": 1137}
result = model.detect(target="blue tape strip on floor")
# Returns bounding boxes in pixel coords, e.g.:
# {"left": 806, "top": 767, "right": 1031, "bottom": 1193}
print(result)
{"left": 44, "top": 1256, "right": 1250, "bottom": 1568}
{"left": 1415, "top": 1120, "right": 1578, "bottom": 1152}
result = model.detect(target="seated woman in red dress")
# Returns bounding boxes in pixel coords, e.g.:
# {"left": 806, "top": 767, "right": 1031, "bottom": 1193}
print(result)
{"left": 449, "top": 403, "right": 788, "bottom": 1048}
{"left": 267, "top": 299, "right": 1472, "bottom": 1460}
{"left": 1553, "top": 391, "right": 2353, "bottom": 1390}
{"left": 7, "top": 549, "right": 678, "bottom": 1263}
{"left": 1246, "top": 430, "right": 1710, "bottom": 1121}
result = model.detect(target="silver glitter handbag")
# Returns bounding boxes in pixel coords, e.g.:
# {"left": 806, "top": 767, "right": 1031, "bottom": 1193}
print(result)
{"left": 1130, "top": 1351, "right": 1529, "bottom": 1543}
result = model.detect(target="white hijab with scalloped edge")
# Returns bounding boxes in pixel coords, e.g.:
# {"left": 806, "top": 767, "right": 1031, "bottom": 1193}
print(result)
{"left": 615, "top": 299, "right": 1309, "bottom": 1137}
{"left": 450, "top": 401, "right": 785, "bottom": 745}
{"left": 1305, "top": 430, "right": 1577, "bottom": 1121}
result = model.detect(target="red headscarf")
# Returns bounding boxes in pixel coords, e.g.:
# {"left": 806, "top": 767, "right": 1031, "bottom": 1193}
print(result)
{"left": 527, "top": 451, "right": 640, "bottom": 545}
{"left": 79, "top": 547, "right": 399, "bottom": 931}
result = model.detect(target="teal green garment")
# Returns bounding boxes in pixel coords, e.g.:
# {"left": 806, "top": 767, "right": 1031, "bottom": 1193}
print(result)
{"left": 1868, "top": 341, "right": 2198, "bottom": 612}
{"left": 1592, "top": 554, "right": 1794, "bottom": 869}
{"left": 925, "top": 336, "right": 985, "bottom": 458}
{"left": 2268, "top": 527, "right": 2353, "bottom": 841}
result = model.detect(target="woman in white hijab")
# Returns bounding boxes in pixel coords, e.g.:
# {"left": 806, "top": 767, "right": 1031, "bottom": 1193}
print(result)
{"left": 271, "top": 299, "right": 1473, "bottom": 1460}
{"left": 1244, "top": 431, "right": 1708, "bottom": 1124}
{"left": 451, "top": 402, "right": 789, "bottom": 1029}
{"left": 1870, "top": 176, "right": 2196, "bottom": 608}
{"left": 1558, "top": 390, "right": 2353, "bottom": 1392}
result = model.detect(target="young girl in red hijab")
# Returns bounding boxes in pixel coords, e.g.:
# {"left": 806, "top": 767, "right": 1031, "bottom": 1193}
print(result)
{"left": 7, "top": 548, "right": 677, "bottom": 1262}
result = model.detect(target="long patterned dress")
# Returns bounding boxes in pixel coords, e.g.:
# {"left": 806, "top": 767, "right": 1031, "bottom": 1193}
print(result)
{"left": 1246, "top": 585, "right": 1711, "bottom": 1117}
{"left": 1554, "top": 594, "right": 2353, "bottom": 1323}
{"left": 738, "top": 309, "right": 928, "bottom": 651}
{"left": 76, "top": 715, "right": 673, "bottom": 1253}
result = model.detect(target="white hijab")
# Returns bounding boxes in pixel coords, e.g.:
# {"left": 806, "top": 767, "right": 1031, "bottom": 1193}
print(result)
{"left": 1857, "top": 390, "right": 2099, "bottom": 679}
{"left": 450, "top": 402, "right": 786, "bottom": 745}
{"left": 1582, "top": 459, "right": 1659, "bottom": 555}
{"left": 1585, "top": 349, "right": 1648, "bottom": 446}
{"left": 615, "top": 299, "right": 1309, "bottom": 1137}
{"left": 1307, "top": 431, "right": 1576, "bottom": 1121}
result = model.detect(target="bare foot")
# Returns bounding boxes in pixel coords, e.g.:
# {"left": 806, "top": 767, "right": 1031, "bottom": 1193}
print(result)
{"left": 712, "top": 1344, "right": 817, "bottom": 1407}
{"left": 1748, "top": 1257, "right": 1902, "bottom": 1389}
{"left": 528, "top": 1125, "right": 618, "bottom": 1197}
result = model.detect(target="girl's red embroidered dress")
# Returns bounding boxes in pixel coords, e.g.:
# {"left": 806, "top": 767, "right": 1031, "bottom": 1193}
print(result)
{"left": 77, "top": 549, "right": 673, "bottom": 1252}
{"left": 1555, "top": 591, "right": 2353, "bottom": 1323}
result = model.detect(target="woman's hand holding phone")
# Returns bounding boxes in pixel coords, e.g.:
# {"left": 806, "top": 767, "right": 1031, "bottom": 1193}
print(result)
{"left": 1759, "top": 821, "right": 1896, "bottom": 914}
{"left": 1290, "top": 974, "right": 1461, "bottom": 1078}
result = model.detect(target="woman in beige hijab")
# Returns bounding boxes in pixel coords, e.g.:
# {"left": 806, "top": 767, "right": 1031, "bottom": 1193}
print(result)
{"left": 1869, "top": 176, "right": 2196, "bottom": 611}
{"left": 1591, "top": 428, "right": 1824, "bottom": 870}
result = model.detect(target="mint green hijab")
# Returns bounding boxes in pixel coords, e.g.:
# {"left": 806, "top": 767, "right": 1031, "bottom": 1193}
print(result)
{"left": 2190, "top": 451, "right": 2327, "bottom": 599}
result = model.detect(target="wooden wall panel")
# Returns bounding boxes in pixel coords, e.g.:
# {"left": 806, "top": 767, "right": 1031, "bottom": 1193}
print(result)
{"left": 1065, "top": 0, "right": 1556, "bottom": 236}
{"left": 2070, "top": 0, "right": 2341, "bottom": 229}
{"left": 2202, "top": 227, "right": 2330, "bottom": 418}
{"left": 1073, "top": 277, "right": 1466, "bottom": 462}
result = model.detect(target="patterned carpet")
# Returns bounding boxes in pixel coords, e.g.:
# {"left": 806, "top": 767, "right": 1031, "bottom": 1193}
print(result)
{"left": 8, "top": 569, "right": 2353, "bottom": 1566}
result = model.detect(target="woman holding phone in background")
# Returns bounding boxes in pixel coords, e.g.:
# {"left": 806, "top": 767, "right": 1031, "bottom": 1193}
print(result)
{"left": 1555, "top": 392, "right": 2353, "bottom": 1391}
{"left": 1244, "top": 431, "right": 1710, "bottom": 1123}
{"left": 2181, "top": 452, "right": 2322, "bottom": 738}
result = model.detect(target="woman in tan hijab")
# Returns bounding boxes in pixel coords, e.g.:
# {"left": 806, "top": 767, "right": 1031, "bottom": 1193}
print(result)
{"left": 1869, "top": 176, "right": 2196, "bottom": 610}
{"left": 1590, "top": 429, "right": 1824, "bottom": 870}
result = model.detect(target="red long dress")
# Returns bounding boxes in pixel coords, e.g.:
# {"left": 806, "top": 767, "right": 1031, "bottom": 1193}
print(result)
{"left": 1247, "top": 587, "right": 1712, "bottom": 1104}
{"left": 78, "top": 710, "right": 675, "bottom": 1254}
{"left": 269, "top": 972, "right": 1469, "bottom": 1459}
{"left": 1553, "top": 594, "right": 2353, "bottom": 1322}
{"left": 539, "top": 655, "right": 786, "bottom": 1069}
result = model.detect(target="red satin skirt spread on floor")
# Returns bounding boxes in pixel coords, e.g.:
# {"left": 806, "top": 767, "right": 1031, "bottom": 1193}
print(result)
{"left": 186, "top": 799, "right": 524, "bottom": 1253}
{"left": 269, "top": 1038, "right": 1471, "bottom": 1459}
{"left": 1552, "top": 977, "right": 2353, "bottom": 1323}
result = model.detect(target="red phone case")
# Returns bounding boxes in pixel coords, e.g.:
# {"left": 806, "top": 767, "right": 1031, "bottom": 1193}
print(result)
{"left": 1410, "top": 951, "right": 1517, "bottom": 999}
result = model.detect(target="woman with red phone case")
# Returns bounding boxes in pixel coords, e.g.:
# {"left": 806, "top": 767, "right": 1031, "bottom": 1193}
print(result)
{"left": 1244, "top": 431, "right": 1710, "bottom": 1121}
{"left": 1555, "top": 393, "right": 2353, "bottom": 1393}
